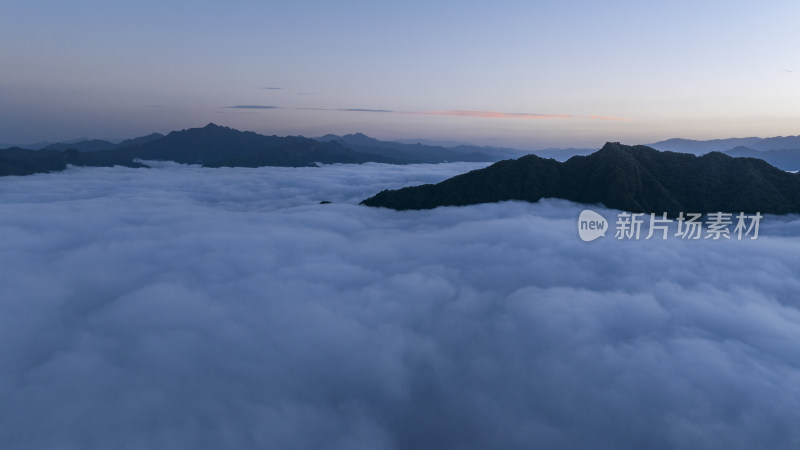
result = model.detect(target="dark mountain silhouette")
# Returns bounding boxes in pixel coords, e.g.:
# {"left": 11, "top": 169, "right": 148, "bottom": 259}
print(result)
{"left": 529, "top": 147, "right": 597, "bottom": 161}
{"left": 103, "top": 124, "right": 396, "bottom": 166}
{"left": 202, "top": 140, "right": 395, "bottom": 168}
{"left": 724, "top": 146, "right": 800, "bottom": 172}
{"left": 26, "top": 137, "right": 90, "bottom": 150}
{"left": 0, "top": 148, "right": 74, "bottom": 176}
{"left": 41, "top": 139, "right": 117, "bottom": 152}
{"left": 40, "top": 133, "right": 165, "bottom": 152}
{"left": 315, "top": 132, "right": 497, "bottom": 163}
{"left": 116, "top": 132, "right": 166, "bottom": 148}
{"left": 0, "top": 147, "right": 145, "bottom": 176}
{"left": 0, "top": 124, "right": 396, "bottom": 176}
{"left": 361, "top": 142, "right": 800, "bottom": 215}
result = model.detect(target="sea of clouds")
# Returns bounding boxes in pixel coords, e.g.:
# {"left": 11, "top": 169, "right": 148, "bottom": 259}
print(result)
{"left": 2, "top": 162, "right": 800, "bottom": 450}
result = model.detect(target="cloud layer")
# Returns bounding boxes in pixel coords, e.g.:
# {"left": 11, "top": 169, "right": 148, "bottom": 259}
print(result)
{"left": 1, "top": 162, "right": 800, "bottom": 449}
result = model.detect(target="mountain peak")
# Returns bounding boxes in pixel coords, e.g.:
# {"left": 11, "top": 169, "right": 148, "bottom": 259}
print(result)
{"left": 341, "top": 132, "right": 376, "bottom": 142}
{"left": 597, "top": 141, "right": 626, "bottom": 153}
{"left": 361, "top": 142, "right": 800, "bottom": 215}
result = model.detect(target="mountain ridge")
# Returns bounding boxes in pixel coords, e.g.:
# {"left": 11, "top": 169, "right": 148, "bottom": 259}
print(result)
{"left": 40, "top": 133, "right": 165, "bottom": 152}
{"left": 103, "top": 123, "right": 396, "bottom": 167}
{"left": 2, "top": 124, "right": 499, "bottom": 176}
{"left": 724, "top": 146, "right": 800, "bottom": 171}
{"left": 361, "top": 142, "right": 800, "bottom": 215}
{"left": 315, "top": 132, "right": 499, "bottom": 163}
{"left": 649, "top": 134, "right": 800, "bottom": 154}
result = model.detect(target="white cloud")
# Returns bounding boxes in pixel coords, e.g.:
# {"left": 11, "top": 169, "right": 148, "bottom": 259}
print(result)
{"left": 1, "top": 163, "right": 800, "bottom": 449}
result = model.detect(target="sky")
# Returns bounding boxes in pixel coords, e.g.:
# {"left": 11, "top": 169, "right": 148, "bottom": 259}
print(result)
{"left": 3, "top": 162, "right": 800, "bottom": 449}
{"left": 2, "top": 0, "right": 800, "bottom": 147}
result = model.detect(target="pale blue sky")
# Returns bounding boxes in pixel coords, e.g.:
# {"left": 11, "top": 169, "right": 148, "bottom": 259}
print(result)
{"left": 2, "top": 0, "right": 799, "bottom": 148}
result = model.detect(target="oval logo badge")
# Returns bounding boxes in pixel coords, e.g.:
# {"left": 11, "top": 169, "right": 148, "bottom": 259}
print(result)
{"left": 578, "top": 210, "right": 608, "bottom": 242}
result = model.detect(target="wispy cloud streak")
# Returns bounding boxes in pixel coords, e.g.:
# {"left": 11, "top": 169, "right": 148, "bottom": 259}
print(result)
{"left": 225, "top": 105, "right": 282, "bottom": 110}
{"left": 298, "top": 107, "right": 393, "bottom": 113}
{"left": 220, "top": 104, "right": 628, "bottom": 120}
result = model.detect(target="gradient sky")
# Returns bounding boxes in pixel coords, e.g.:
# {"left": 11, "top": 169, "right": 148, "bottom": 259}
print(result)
{"left": 2, "top": 0, "right": 799, "bottom": 148}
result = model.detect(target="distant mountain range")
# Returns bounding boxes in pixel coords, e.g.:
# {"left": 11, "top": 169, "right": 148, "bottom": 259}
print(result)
{"left": 361, "top": 142, "right": 800, "bottom": 215}
{"left": 527, "top": 147, "right": 597, "bottom": 161}
{"left": 649, "top": 135, "right": 800, "bottom": 154}
{"left": 315, "top": 132, "right": 501, "bottom": 163}
{"left": 722, "top": 146, "right": 800, "bottom": 172}
{"left": 38, "top": 133, "right": 165, "bottom": 152}
{"left": 0, "top": 148, "right": 146, "bottom": 176}
{"left": 108, "top": 124, "right": 397, "bottom": 167}
{"left": 3, "top": 125, "right": 800, "bottom": 187}
{"left": 0, "top": 124, "right": 507, "bottom": 176}
{"left": 645, "top": 135, "right": 800, "bottom": 171}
